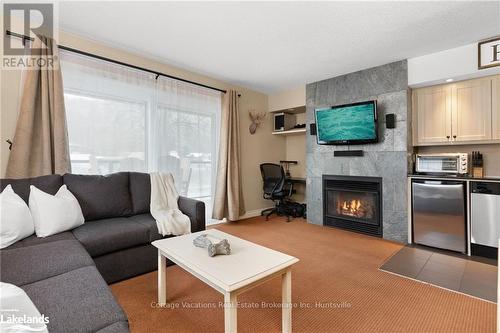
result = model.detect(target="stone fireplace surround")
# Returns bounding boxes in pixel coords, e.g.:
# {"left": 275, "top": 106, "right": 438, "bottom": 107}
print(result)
{"left": 306, "top": 60, "right": 410, "bottom": 243}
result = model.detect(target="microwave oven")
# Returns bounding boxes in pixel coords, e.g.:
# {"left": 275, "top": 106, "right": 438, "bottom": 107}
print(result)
{"left": 415, "top": 153, "right": 468, "bottom": 175}
{"left": 273, "top": 112, "right": 295, "bottom": 132}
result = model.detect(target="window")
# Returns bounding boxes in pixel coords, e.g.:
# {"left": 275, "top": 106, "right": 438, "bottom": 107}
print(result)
{"left": 60, "top": 51, "right": 221, "bottom": 219}
{"left": 155, "top": 106, "right": 216, "bottom": 198}
{"left": 65, "top": 92, "right": 147, "bottom": 174}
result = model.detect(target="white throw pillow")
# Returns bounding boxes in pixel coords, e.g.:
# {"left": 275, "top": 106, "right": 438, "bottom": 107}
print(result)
{"left": 0, "top": 185, "right": 35, "bottom": 249}
{"left": 29, "top": 185, "right": 85, "bottom": 237}
{"left": 0, "top": 282, "right": 49, "bottom": 333}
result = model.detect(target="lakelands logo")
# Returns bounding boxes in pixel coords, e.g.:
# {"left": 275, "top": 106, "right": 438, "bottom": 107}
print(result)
{"left": 0, "top": 311, "right": 49, "bottom": 332}
{"left": 2, "top": 2, "right": 58, "bottom": 70}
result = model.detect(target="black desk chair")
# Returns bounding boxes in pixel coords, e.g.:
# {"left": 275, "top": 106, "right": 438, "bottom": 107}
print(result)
{"left": 260, "top": 163, "right": 293, "bottom": 221}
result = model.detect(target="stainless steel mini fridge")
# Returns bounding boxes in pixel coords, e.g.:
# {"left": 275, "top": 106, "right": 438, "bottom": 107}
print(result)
{"left": 412, "top": 180, "right": 466, "bottom": 253}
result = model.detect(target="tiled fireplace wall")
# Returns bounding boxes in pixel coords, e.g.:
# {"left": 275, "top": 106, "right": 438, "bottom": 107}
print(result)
{"left": 305, "top": 60, "right": 411, "bottom": 243}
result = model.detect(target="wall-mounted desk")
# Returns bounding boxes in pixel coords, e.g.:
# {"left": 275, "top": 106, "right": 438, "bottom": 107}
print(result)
{"left": 270, "top": 107, "right": 307, "bottom": 184}
{"left": 286, "top": 177, "right": 306, "bottom": 185}
{"left": 286, "top": 177, "right": 306, "bottom": 203}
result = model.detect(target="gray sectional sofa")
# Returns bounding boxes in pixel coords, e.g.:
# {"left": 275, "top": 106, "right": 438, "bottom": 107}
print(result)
{"left": 0, "top": 172, "right": 206, "bottom": 333}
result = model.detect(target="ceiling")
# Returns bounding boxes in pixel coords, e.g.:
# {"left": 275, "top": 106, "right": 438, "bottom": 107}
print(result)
{"left": 58, "top": 1, "right": 500, "bottom": 94}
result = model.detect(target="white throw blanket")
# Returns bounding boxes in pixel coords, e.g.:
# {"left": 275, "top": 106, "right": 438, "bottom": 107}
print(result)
{"left": 150, "top": 173, "right": 191, "bottom": 236}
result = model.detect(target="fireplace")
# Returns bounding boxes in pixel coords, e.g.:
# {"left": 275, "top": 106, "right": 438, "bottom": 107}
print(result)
{"left": 323, "top": 175, "right": 382, "bottom": 237}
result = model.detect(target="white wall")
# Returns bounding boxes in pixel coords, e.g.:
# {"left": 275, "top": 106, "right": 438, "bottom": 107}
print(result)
{"left": 408, "top": 42, "right": 500, "bottom": 87}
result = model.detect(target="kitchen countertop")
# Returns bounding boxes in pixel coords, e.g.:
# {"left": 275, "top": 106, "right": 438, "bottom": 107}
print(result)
{"left": 408, "top": 174, "right": 500, "bottom": 182}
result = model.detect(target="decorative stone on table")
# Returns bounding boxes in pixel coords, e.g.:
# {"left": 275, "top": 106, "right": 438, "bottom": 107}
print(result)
{"left": 193, "top": 234, "right": 231, "bottom": 257}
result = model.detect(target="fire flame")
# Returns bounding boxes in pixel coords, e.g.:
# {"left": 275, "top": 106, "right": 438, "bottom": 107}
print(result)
{"left": 340, "top": 199, "right": 363, "bottom": 216}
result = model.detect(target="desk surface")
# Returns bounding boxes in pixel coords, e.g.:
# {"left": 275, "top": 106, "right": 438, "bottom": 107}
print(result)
{"left": 286, "top": 177, "right": 306, "bottom": 184}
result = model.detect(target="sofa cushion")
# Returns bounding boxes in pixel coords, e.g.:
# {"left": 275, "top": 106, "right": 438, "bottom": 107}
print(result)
{"left": 96, "top": 321, "right": 130, "bottom": 333}
{"left": 129, "top": 172, "right": 150, "bottom": 215}
{"left": 5, "top": 231, "right": 76, "bottom": 250}
{"left": 0, "top": 240, "right": 94, "bottom": 286}
{"left": 94, "top": 244, "right": 159, "bottom": 284}
{"left": 72, "top": 218, "right": 150, "bottom": 257}
{"left": 22, "top": 266, "right": 128, "bottom": 333}
{"left": 128, "top": 214, "right": 163, "bottom": 242}
{"left": 0, "top": 174, "right": 63, "bottom": 204}
{"left": 63, "top": 172, "right": 133, "bottom": 221}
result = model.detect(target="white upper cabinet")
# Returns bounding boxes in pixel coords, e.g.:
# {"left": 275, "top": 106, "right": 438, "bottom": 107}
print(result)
{"left": 413, "top": 85, "right": 452, "bottom": 145}
{"left": 493, "top": 76, "right": 500, "bottom": 140}
{"left": 452, "top": 77, "right": 492, "bottom": 142}
{"left": 413, "top": 75, "right": 498, "bottom": 146}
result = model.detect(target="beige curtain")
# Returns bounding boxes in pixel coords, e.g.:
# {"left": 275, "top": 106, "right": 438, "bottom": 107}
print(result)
{"left": 212, "top": 90, "right": 245, "bottom": 221}
{"left": 6, "top": 36, "right": 71, "bottom": 178}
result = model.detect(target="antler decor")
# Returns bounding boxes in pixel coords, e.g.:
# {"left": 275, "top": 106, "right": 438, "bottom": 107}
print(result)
{"left": 248, "top": 109, "right": 267, "bottom": 135}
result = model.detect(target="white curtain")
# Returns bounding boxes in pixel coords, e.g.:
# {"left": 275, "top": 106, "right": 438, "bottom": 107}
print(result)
{"left": 60, "top": 51, "right": 221, "bottom": 219}
{"left": 152, "top": 77, "right": 221, "bottom": 219}
{"left": 60, "top": 51, "right": 155, "bottom": 175}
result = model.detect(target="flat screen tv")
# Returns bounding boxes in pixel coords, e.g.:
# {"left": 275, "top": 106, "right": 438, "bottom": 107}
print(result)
{"left": 315, "top": 100, "right": 378, "bottom": 145}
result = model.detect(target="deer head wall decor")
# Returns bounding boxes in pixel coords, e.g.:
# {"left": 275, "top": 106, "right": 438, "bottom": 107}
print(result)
{"left": 248, "top": 109, "right": 267, "bottom": 135}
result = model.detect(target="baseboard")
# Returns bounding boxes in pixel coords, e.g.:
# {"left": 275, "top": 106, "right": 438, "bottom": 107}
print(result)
{"left": 238, "top": 207, "right": 273, "bottom": 220}
{"left": 210, "top": 207, "right": 273, "bottom": 224}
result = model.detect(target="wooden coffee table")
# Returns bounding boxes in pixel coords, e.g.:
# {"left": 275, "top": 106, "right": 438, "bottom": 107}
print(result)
{"left": 152, "top": 229, "right": 299, "bottom": 333}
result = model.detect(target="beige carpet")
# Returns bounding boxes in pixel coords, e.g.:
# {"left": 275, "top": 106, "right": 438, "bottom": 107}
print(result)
{"left": 111, "top": 216, "right": 495, "bottom": 332}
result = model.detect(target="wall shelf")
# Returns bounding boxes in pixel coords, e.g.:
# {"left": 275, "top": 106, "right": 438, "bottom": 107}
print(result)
{"left": 272, "top": 128, "right": 306, "bottom": 135}
{"left": 269, "top": 105, "right": 306, "bottom": 114}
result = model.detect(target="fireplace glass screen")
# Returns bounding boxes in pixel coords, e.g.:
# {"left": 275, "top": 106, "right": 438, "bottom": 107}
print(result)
{"left": 327, "top": 190, "right": 379, "bottom": 225}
